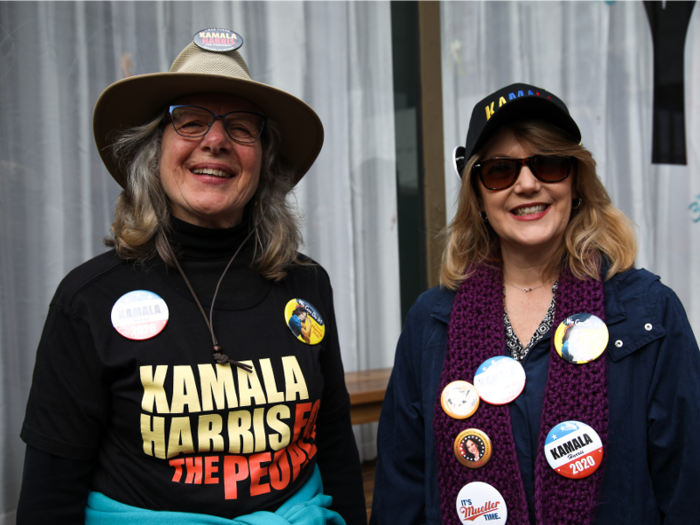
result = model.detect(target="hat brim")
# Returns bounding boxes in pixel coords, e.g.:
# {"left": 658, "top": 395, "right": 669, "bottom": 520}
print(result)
{"left": 93, "top": 72, "right": 324, "bottom": 188}
{"left": 467, "top": 97, "right": 581, "bottom": 160}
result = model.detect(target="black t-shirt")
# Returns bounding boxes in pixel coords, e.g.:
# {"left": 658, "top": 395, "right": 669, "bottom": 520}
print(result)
{"left": 21, "top": 220, "right": 363, "bottom": 519}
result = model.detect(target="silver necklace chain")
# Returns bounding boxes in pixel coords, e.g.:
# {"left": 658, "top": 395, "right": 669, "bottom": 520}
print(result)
{"left": 504, "top": 279, "right": 548, "bottom": 293}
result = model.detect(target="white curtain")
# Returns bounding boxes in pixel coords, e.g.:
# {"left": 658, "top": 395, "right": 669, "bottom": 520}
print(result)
{"left": 441, "top": 1, "right": 700, "bottom": 334}
{"left": 0, "top": 2, "right": 400, "bottom": 521}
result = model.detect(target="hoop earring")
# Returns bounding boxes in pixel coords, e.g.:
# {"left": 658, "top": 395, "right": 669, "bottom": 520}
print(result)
{"left": 572, "top": 197, "right": 583, "bottom": 210}
{"left": 480, "top": 211, "right": 489, "bottom": 222}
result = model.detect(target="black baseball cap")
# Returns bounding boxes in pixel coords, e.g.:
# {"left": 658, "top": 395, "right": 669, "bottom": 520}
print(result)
{"left": 453, "top": 83, "right": 581, "bottom": 179}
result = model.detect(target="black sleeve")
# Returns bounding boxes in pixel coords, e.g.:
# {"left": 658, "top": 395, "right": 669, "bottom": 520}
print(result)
{"left": 21, "top": 304, "right": 108, "bottom": 459}
{"left": 314, "top": 269, "right": 367, "bottom": 524}
{"left": 17, "top": 446, "right": 95, "bottom": 524}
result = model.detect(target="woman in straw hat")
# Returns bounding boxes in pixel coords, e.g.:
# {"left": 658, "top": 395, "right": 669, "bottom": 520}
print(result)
{"left": 371, "top": 83, "right": 700, "bottom": 524}
{"left": 19, "top": 29, "right": 365, "bottom": 524}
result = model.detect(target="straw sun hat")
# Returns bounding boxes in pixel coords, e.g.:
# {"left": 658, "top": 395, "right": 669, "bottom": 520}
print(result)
{"left": 93, "top": 29, "right": 324, "bottom": 188}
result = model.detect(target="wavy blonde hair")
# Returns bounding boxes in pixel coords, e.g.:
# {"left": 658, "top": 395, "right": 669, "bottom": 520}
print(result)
{"left": 440, "top": 121, "right": 637, "bottom": 290}
{"left": 105, "top": 112, "right": 303, "bottom": 281}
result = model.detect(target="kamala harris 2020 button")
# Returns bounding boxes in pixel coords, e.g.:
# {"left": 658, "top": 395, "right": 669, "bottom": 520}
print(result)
{"left": 441, "top": 380, "right": 480, "bottom": 419}
{"left": 111, "top": 290, "right": 169, "bottom": 340}
{"left": 544, "top": 420, "right": 603, "bottom": 479}
{"left": 554, "top": 313, "right": 609, "bottom": 364}
{"left": 453, "top": 428, "right": 492, "bottom": 469}
{"left": 456, "top": 481, "right": 507, "bottom": 524}
{"left": 473, "top": 355, "right": 526, "bottom": 405}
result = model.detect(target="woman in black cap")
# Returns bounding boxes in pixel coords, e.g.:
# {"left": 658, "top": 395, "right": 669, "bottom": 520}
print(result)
{"left": 18, "top": 29, "right": 365, "bottom": 524}
{"left": 371, "top": 83, "right": 700, "bottom": 524}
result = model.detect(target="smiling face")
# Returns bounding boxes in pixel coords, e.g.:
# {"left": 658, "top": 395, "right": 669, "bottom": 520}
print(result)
{"left": 477, "top": 126, "right": 574, "bottom": 258}
{"left": 466, "top": 439, "right": 480, "bottom": 458}
{"left": 159, "top": 93, "right": 263, "bottom": 229}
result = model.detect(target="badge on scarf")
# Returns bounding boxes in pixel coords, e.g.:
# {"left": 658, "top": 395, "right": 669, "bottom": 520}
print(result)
{"left": 455, "top": 482, "right": 507, "bottom": 523}
{"left": 441, "top": 381, "right": 480, "bottom": 419}
{"left": 544, "top": 420, "right": 603, "bottom": 479}
{"left": 454, "top": 429, "right": 492, "bottom": 468}
{"left": 474, "top": 355, "right": 526, "bottom": 405}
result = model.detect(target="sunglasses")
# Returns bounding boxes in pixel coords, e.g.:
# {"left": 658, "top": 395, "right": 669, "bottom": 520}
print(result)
{"left": 473, "top": 155, "right": 575, "bottom": 191}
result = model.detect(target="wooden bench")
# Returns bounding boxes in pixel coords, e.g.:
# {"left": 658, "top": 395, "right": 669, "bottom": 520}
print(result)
{"left": 344, "top": 367, "right": 392, "bottom": 425}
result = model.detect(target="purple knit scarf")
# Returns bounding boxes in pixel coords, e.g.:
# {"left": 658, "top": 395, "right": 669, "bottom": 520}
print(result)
{"left": 434, "top": 264, "right": 608, "bottom": 524}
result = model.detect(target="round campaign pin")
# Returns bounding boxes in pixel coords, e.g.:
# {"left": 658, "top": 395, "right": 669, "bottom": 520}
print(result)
{"left": 544, "top": 420, "right": 604, "bottom": 479}
{"left": 455, "top": 481, "right": 507, "bottom": 524}
{"left": 454, "top": 429, "right": 492, "bottom": 468}
{"left": 441, "top": 381, "right": 480, "bottom": 419}
{"left": 473, "top": 355, "right": 526, "bottom": 405}
{"left": 554, "top": 313, "right": 609, "bottom": 364}
{"left": 111, "top": 290, "right": 169, "bottom": 341}
{"left": 284, "top": 299, "right": 325, "bottom": 345}
{"left": 193, "top": 28, "right": 243, "bottom": 53}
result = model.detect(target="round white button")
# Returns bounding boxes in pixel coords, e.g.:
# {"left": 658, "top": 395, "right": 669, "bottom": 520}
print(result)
{"left": 615, "top": 340, "right": 623, "bottom": 348}
{"left": 455, "top": 481, "right": 507, "bottom": 523}
{"left": 645, "top": 323, "right": 652, "bottom": 331}
{"left": 473, "top": 356, "right": 526, "bottom": 405}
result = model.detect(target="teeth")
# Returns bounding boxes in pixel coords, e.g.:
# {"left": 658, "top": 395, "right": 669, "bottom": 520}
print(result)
{"left": 192, "top": 168, "right": 231, "bottom": 178}
{"left": 513, "top": 204, "right": 547, "bottom": 216}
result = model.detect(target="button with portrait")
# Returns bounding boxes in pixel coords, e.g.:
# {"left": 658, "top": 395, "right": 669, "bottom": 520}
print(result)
{"left": 284, "top": 298, "right": 325, "bottom": 345}
{"left": 554, "top": 313, "right": 609, "bottom": 364}
{"left": 441, "top": 380, "right": 480, "bottom": 419}
{"left": 544, "top": 420, "right": 603, "bottom": 479}
{"left": 453, "top": 428, "right": 492, "bottom": 469}
{"left": 473, "top": 355, "right": 526, "bottom": 405}
{"left": 455, "top": 481, "right": 507, "bottom": 524}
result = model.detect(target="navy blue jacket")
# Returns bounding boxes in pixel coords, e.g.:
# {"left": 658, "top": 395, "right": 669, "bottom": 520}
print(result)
{"left": 371, "top": 268, "right": 700, "bottom": 524}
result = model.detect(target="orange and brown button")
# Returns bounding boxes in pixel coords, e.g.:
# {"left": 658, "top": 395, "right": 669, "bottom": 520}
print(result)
{"left": 441, "top": 381, "right": 480, "bottom": 419}
{"left": 454, "top": 428, "right": 492, "bottom": 469}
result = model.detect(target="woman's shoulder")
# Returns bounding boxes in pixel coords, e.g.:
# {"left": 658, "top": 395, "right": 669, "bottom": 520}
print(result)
{"left": 52, "top": 250, "right": 140, "bottom": 309}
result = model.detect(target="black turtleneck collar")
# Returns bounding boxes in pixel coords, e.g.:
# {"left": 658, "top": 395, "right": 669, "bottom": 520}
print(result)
{"left": 170, "top": 215, "right": 252, "bottom": 261}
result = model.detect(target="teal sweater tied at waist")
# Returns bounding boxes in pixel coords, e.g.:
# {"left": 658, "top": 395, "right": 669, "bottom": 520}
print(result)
{"left": 85, "top": 465, "right": 345, "bottom": 525}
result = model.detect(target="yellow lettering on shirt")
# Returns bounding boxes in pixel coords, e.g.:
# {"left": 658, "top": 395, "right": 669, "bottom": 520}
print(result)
{"left": 198, "top": 363, "right": 238, "bottom": 411}
{"left": 282, "top": 356, "right": 309, "bottom": 401}
{"left": 140, "top": 365, "right": 170, "bottom": 414}
{"left": 171, "top": 366, "right": 202, "bottom": 414}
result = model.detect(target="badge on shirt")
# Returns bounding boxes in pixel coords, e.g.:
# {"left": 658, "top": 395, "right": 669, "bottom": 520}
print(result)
{"left": 455, "top": 482, "right": 507, "bottom": 523}
{"left": 473, "top": 356, "right": 526, "bottom": 405}
{"left": 554, "top": 313, "right": 609, "bottom": 364}
{"left": 441, "top": 381, "right": 480, "bottom": 419}
{"left": 544, "top": 420, "right": 603, "bottom": 479}
{"left": 284, "top": 298, "right": 325, "bottom": 345}
{"left": 111, "top": 290, "right": 169, "bottom": 340}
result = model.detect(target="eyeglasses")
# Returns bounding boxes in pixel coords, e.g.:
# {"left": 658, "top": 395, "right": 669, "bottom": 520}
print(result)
{"left": 168, "top": 105, "right": 267, "bottom": 144}
{"left": 474, "top": 155, "right": 575, "bottom": 191}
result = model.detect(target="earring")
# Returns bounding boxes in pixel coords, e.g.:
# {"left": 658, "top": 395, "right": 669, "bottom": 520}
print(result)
{"left": 572, "top": 197, "right": 583, "bottom": 210}
{"left": 480, "top": 211, "right": 489, "bottom": 222}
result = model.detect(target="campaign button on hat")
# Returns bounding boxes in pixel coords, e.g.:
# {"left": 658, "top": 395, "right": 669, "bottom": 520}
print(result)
{"left": 284, "top": 298, "right": 325, "bottom": 345}
{"left": 474, "top": 355, "right": 526, "bottom": 405}
{"left": 193, "top": 28, "right": 243, "bottom": 52}
{"left": 111, "top": 290, "right": 169, "bottom": 341}
{"left": 454, "top": 429, "right": 492, "bottom": 469}
{"left": 545, "top": 420, "right": 603, "bottom": 479}
{"left": 441, "top": 381, "right": 480, "bottom": 419}
{"left": 455, "top": 481, "right": 507, "bottom": 524}
{"left": 554, "top": 313, "right": 609, "bottom": 364}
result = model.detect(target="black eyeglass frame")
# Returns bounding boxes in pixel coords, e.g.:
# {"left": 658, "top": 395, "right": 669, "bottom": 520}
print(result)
{"left": 167, "top": 105, "right": 267, "bottom": 144}
{"left": 473, "top": 155, "right": 576, "bottom": 191}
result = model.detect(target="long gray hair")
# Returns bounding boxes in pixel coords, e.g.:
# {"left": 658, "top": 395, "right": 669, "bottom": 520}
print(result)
{"left": 105, "top": 111, "right": 303, "bottom": 280}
